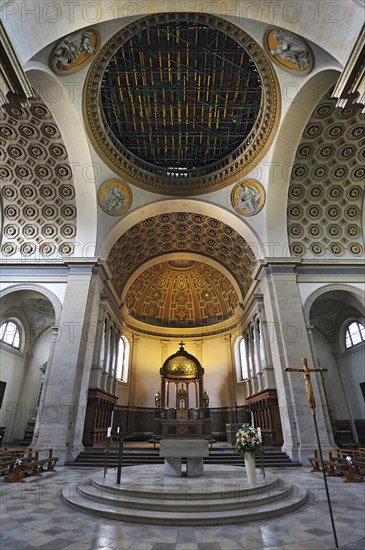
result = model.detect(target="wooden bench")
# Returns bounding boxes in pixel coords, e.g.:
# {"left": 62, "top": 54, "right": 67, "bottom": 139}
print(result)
{"left": 0, "top": 448, "right": 58, "bottom": 483}
{"left": 308, "top": 448, "right": 365, "bottom": 483}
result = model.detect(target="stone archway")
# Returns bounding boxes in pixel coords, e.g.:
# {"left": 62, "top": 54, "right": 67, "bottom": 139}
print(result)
{"left": 0, "top": 287, "right": 57, "bottom": 444}
{"left": 306, "top": 286, "right": 365, "bottom": 447}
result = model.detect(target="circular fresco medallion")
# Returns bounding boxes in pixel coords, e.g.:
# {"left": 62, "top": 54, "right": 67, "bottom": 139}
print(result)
{"left": 231, "top": 180, "right": 265, "bottom": 216}
{"left": 50, "top": 28, "right": 99, "bottom": 75}
{"left": 265, "top": 28, "right": 313, "bottom": 74}
{"left": 98, "top": 180, "right": 132, "bottom": 216}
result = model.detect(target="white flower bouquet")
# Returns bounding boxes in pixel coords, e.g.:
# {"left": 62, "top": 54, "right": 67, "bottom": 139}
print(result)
{"left": 235, "top": 424, "right": 264, "bottom": 457}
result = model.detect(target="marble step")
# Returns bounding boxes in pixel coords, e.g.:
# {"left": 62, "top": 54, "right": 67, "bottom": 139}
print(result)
{"left": 77, "top": 478, "right": 292, "bottom": 512}
{"left": 62, "top": 465, "right": 307, "bottom": 526}
{"left": 70, "top": 448, "right": 299, "bottom": 468}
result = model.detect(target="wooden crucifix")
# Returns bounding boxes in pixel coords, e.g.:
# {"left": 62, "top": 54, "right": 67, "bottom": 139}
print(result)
{"left": 285, "top": 357, "right": 339, "bottom": 548}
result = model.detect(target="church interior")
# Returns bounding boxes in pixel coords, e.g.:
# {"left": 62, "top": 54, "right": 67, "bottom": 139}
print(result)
{"left": 0, "top": 1, "right": 364, "bottom": 547}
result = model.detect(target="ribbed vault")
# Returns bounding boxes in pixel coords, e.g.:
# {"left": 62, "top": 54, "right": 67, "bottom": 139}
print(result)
{"left": 107, "top": 212, "right": 256, "bottom": 299}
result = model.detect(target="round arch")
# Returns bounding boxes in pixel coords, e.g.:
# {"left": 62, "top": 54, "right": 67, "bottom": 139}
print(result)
{"left": 101, "top": 198, "right": 265, "bottom": 260}
{"left": 303, "top": 283, "right": 365, "bottom": 325}
{"left": 266, "top": 68, "right": 340, "bottom": 249}
{"left": 24, "top": 66, "right": 98, "bottom": 257}
{"left": 0, "top": 284, "right": 62, "bottom": 323}
{"left": 3, "top": 1, "right": 362, "bottom": 68}
{"left": 120, "top": 251, "right": 243, "bottom": 301}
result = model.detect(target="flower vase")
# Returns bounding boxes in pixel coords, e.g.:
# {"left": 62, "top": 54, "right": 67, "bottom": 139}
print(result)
{"left": 244, "top": 452, "right": 256, "bottom": 486}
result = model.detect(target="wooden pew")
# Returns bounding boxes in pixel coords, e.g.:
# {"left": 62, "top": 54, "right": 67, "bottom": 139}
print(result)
{"left": 0, "top": 448, "right": 58, "bottom": 483}
{"left": 308, "top": 448, "right": 365, "bottom": 483}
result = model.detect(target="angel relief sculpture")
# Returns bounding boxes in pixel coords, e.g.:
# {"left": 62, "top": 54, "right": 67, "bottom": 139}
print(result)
{"left": 52, "top": 30, "right": 97, "bottom": 73}
{"left": 269, "top": 30, "right": 311, "bottom": 73}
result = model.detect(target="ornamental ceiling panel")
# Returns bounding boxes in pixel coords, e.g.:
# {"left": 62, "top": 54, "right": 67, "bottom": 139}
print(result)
{"left": 84, "top": 12, "right": 279, "bottom": 194}
{"left": 125, "top": 261, "right": 239, "bottom": 328}
{"left": 0, "top": 96, "right": 77, "bottom": 258}
{"left": 288, "top": 89, "right": 364, "bottom": 259}
{"left": 107, "top": 213, "right": 256, "bottom": 298}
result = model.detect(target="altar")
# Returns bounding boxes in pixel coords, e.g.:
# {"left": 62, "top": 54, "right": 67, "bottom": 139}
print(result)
{"left": 153, "top": 342, "right": 212, "bottom": 438}
{"left": 160, "top": 419, "right": 204, "bottom": 437}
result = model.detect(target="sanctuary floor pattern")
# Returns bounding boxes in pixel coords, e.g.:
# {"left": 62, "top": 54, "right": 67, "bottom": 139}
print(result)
{"left": 0, "top": 465, "right": 364, "bottom": 550}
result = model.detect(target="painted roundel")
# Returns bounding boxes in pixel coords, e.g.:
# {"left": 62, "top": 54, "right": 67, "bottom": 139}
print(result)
{"left": 84, "top": 13, "right": 280, "bottom": 194}
{"left": 231, "top": 180, "right": 265, "bottom": 216}
{"left": 50, "top": 28, "right": 99, "bottom": 75}
{"left": 98, "top": 180, "right": 132, "bottom": 216}
{"left": 265, "top": 28, "right": 313, "bottom": 74}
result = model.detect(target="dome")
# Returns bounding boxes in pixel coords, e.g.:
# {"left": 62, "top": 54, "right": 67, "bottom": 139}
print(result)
{"left": 124, "top": 261, "right": 240, "bottom": 328}
{"left": 161, "top": 342, "right": 203, "bottom": 379}
{"left": 84, "top": 12, "right": 279, "bottom": 194}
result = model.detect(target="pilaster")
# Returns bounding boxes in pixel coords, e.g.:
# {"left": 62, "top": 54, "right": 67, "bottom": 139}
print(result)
{"left": 263, "top": 265, "right": 333, "bottom": 463}
{"left": 34, "top": 266, "right": 102, "bottom": 464}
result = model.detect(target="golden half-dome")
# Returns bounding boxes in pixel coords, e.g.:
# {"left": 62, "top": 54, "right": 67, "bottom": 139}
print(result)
{"left": 124, "top": 261, "right": 239, "bottom": 328}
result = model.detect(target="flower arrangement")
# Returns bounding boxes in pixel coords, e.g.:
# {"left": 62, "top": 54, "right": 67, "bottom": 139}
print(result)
{"left": 235, "top": 424, "right": 264, "bottom": 458}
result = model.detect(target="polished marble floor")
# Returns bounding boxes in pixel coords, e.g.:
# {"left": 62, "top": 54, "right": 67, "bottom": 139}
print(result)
{"left": 0, "top": 465, "right": 364, "bottom": 550}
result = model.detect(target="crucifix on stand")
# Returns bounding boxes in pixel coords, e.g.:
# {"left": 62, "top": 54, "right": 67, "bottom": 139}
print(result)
{"left": 285, "top": 357, "right": 339, "bottom": 548}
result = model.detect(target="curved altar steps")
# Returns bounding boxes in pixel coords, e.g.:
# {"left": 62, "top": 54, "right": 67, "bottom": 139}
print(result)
{"left": 62, "top": 465, "right": 307, "bottom": 525}
{"left": 69, "top": 447, "right": 300, "bottom": 468}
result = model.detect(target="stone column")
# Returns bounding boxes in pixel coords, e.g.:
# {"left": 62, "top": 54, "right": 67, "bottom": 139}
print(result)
{"left": 101, "top": 316, "right": 110, "bottom": 392}
{"left": 263, "top": 266, "right": 332, "bottom": 464}
{"left": 243, "top": 329, "right": 253, "bottom": 395}
{"left": 160, "top": 339, "right": 169, "bottom": 407}
{"left": 35, "top": 266, "right": 102, "bottom": 464}
{"left": 105, "top": 323, "right": 117, "bottom": 394}
{"left": 33, "top": 327, "right": 59, "bottom": 445}
{"left": 258, "top": 303, "right": 276, "bottom": 389}
{"left": 248, "top": 324, "right": 258, "bottom": 394}
{"left": 253, "top": 317, "right": 263, "bottom": 392}
{"left": 110, "top": 329, "right": 119, "bottom": 395}
{"left": 88, "top": 313, "right": 105, "bottom": 389}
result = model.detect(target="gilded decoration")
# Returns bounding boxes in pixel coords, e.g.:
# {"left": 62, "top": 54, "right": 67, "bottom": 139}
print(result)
{"left": 265, "top": 29, "right": 313, "bottom": 74}
{"left": 84, "top": 13, "right": 280, "bottom": 194}
{"left": 124, "top": 261, "right": 239, "bottom": 328}
{"left": 98, "top": 179, "right": 132, "bottom": 216}
{"left": 50, "top": 28, "right": 99, "bottom": 75}
{"left": 108, "top": 213, "right": 256, "bottom": 299}
{"left": 231, "top": 180, "right": 265, "bottom": 216}
{"left": 288, "top": 89, "right": 364, "bottom": 258}
{"left": 161, "top": 343, "right": 203, "bottom": 380}
{"left": 165, "top": 357, "right": 198, "bottom": 378}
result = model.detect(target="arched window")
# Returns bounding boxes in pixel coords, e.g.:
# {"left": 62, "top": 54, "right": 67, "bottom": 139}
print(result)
{"left": 0, "top": 321, "right": 21, "bottom": 349}
{"left": 239, "top": 337, "right": 249, "bottom": 380}
{"left": 116, "top": 336, "right": 130, "bottom": 381}
{"left": 345, "top": 321, "right": 365, "bottom": 349}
